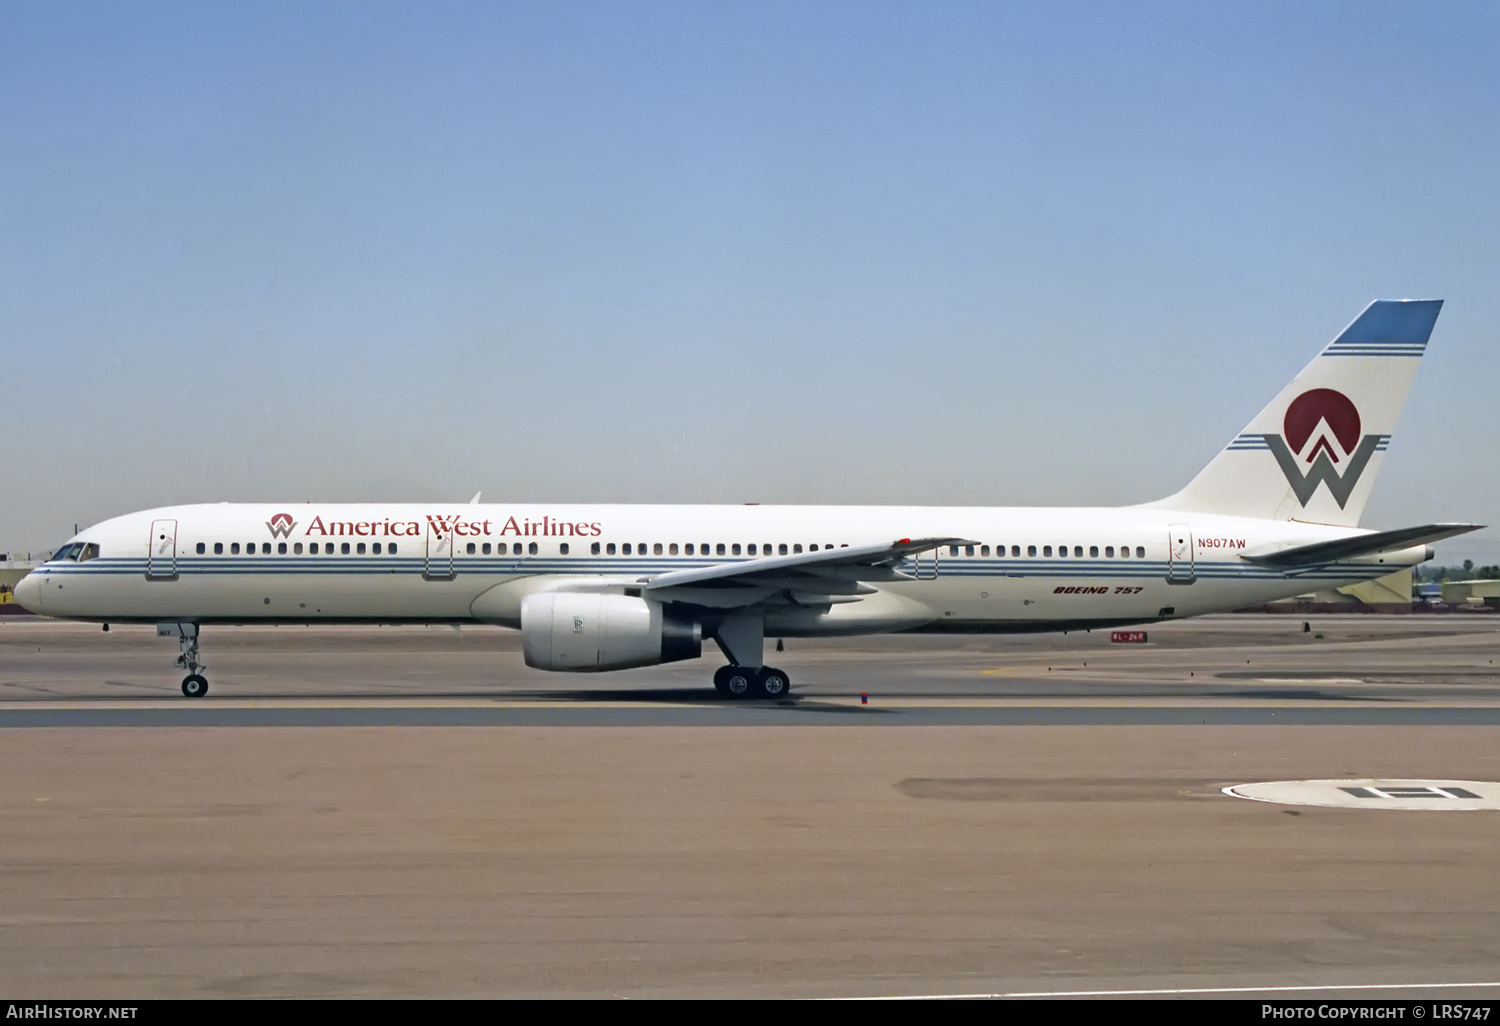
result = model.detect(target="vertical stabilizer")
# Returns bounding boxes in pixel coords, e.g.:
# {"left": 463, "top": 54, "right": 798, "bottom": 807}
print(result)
{"left": 1144, "top": 300, "right": 1442, "bottom": 526}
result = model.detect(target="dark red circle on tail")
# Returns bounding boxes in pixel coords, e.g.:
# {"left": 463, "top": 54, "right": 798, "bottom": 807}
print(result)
{"left": 1283, "top": 388, "right": 1361, "bottom": 455}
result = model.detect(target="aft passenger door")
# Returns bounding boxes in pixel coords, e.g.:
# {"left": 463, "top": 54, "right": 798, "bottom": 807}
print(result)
{"left": 424, "top": 519, "right": 455, "bottom": 581}
{"left": 1167, "top": 524, "right": 1196, "bottom": 585}
{"left": 147, "top": 519, "right": 178, "bottom": 580}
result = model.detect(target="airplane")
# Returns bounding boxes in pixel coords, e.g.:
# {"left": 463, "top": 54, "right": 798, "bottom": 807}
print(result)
{"left": 14, "top": 299, "right": 1481, "bottom": 700}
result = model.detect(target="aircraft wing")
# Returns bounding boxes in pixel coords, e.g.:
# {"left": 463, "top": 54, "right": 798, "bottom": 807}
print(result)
{"left": 640, "top": 537, "right": 967, "bottom": 602}
{"left": 1239, "top": 523, "right": 1484, "bottom": 568}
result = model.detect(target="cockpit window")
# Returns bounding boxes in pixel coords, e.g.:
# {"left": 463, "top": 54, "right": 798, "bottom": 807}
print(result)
{"left": 49, "top": 543, "right": 82, "bottom": 562}
{"left": 77, "top": 543, "right": 100, "bottom": 562}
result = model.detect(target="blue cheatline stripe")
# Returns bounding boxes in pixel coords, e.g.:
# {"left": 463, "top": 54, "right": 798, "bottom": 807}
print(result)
{"left": 1225, "top": 433, "right": 1390, "bottom": 454}
{"left": 39, "top": 556, "right": 1394, "bottom": 584}
{"left": 1324, "top": 346, "right": 1426, "bottom": 357}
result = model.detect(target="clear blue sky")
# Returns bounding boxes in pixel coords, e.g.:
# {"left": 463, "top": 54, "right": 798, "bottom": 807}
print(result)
{"left": 3, "top": 2, "right": 1496, "bottom": 561}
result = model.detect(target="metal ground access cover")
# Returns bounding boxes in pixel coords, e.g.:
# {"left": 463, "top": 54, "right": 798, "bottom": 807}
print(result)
{"left": 1223, "top": 779, "right": 1500, "bottom": 810}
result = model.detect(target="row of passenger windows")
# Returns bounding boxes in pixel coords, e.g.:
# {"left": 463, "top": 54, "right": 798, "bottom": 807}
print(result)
{"left": 948, "top": 544, "right": 1148, "bottom": 559}
{"left": 590, "top": 541, "right": 843, "bottom": 557}
{"left": 188, "top": 539, "right": 1148, "bottom": 560}
{"left": 196, "top": 541, "right": 401, "bottom": 556}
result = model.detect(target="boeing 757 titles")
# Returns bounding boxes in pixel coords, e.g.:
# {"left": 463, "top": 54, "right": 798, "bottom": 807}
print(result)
{"left": 15, "top": 300, "right": 1481, "bottom": 699}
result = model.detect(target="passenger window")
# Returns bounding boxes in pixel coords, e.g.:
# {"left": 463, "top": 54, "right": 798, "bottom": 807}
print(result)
{"left": 638, "top": 543, "right": 646, "bottom": 554}
{"left": 294, "top": 543, "right": 303, "bottom": 555}
{"left": 810, "top": 544, "right": 819, "bottom": 552}
{"left": 466, "top": 542, "right": 476, "bottom": 555}
{"left": 623, "top": 543, "right": 632, "bottom": 555}
{"left": 1136, "top": 546, "right": 1145, "bottom": 558}
{"left": 732, "top": 543, "right": 741, "bottom": 555}
{"left": 310, "top": 543, "right": 318, "bottom": 554}
{"left": 1074, "top": 546, "right": 1082, "bottom": 557}
{"left": 1119, "top": 545, "right": 1129, "bottom": 557}
{"left": 607, "top": 543, "right": 617, "bottom": 555}
{"left": 766, "top": 543, "right": 774, "bottom": 553}
{"left": 779, "top": 543, "right": 788, "bottom": 555}
{"left": 981, "top": 545, "right": 990, "bottom": 556}
{"left": 717, "top": 544, "right": 726, "bottom": 555}
{"left": 669, "top": 543, "right": 679, "bottom": 555}
{"left": 560, "top": 543, "right": 569, "bottom": 555}
{"left": 356, "top": 542, "right": 365, "bottom": 555}
{"left": 262, "top": 543, "right": 271, "bottom": 554}
{"left": 1105, "top": 546, "right": 1114, "bottom": 557}
{"left": 341, "top": 542, "right": 351, "bottom": 555}
{"left": 1012, "top": 545, "right": 1021, "bottom": 557}
{"left": 389, "top": 543, "right": 397, "bottom": 555}
{"left": 214, "top": 542, "right": 223, "bottom": 555}
{"left": 700, "top": 542, "right": 710, "bottom": 554}
{"left": 793, "top": 544, "right": 803, "bottom": 554}
{"left": 654, "top": 543, "right": 663, "bottom": 555}
{"left": 528, "top": 542, "right": 538, "bottom": 555}
{"left": 966, "top": 545, "right": 975, "bottom": 557}
{"left": 482, "top": 542, "right": 491, "bottom": 555}
{"left": 196, "top": 542, "right": 206, "bottom": 555}
{"left": 1090, "top": 546, "right": 1098, "bottom": 557}
{"left": 949, "top": 545, "right": 959, "bottom": 557}
{"left": 513, "top": 543, "right": 522, "bottom": 556}
{"left": 591, "top": 542, "right": 601, "bottom": 555}
{"left": 1057, "top": 545, "right": 1066, "bottom": 557}
{"left": 278, "top": 542, "right": 288, "bottom": 555}
{"left": 231, "top": 543, "right": 240, "bottom": 555}
{"left": 825, "top": 543, "right": 834, "bottom": 550}
{"left": 373, "top": 542, "right": 382, "bottom": 555}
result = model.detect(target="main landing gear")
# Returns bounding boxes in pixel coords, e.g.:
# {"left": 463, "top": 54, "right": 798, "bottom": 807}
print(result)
{"left": 158, "top": 622, "right": 209, "bottom": 698}
{"left": 713, "top": 665, "right": 792, "bottom": 701}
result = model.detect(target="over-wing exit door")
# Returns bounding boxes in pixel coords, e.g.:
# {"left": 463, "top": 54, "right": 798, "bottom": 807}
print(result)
{"left": 424, "top": 519, "right": 455, "bottom": 580}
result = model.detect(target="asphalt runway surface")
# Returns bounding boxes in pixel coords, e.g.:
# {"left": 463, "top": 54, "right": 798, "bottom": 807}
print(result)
{"left": 3, "top": 614, "right": 1500, "bottom": 998}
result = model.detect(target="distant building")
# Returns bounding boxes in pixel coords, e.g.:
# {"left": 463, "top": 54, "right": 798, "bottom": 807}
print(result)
{"left": 0, "top": 557, "right": 41, "bottom": 616}
{"left": 1440, "top": 579, "right": 1500, "bottom": 610}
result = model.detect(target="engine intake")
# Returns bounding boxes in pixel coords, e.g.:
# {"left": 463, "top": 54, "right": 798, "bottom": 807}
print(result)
{"left": 521, "top": 592, "right": 701, "bottom": 672}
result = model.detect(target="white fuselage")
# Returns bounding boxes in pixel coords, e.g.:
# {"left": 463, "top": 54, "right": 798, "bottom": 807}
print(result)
{"left": 18, "top": 502, "right": 1422, "bottom": 635}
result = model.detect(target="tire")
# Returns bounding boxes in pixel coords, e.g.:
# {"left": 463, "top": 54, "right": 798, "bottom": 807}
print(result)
{"left": 712, "top": 666, "right": 732, "bottom": 696}
{"left": 181, "top": 674, "right": 209, "bottom": 698}
{"left": 757, "top": 667, "right": 791, "bottom": 700}
{"left": 723, "top": 668, "right": 753, "bottom": 699}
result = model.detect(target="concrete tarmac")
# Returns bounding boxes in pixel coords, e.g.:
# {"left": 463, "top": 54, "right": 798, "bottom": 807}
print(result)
{"left": 2, "top": 615, "right": 1500, "bottom": 997}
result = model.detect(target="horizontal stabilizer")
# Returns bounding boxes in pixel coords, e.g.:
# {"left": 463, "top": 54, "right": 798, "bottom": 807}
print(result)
{"left": 1239, "top": 523, "right": 1484, "bottom": 568}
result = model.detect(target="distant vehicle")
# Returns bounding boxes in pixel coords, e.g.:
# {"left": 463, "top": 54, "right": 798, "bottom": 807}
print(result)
{"left": 15, "top": 300, "right": 1480, "bottom": 699}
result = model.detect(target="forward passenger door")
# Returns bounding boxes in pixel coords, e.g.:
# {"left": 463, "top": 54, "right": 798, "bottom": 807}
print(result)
{"left": 146, "top": 519, "right": 178, "bottom": 581}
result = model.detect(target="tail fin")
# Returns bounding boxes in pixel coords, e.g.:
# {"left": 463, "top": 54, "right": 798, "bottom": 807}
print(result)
{"left": 1144, "top": 299, "right": 1442, "bottom": 526}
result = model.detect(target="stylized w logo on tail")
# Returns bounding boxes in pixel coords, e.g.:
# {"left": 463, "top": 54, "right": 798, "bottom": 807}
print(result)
{"left": 1264, "top": 434, "right": 1381, "bottom": 508}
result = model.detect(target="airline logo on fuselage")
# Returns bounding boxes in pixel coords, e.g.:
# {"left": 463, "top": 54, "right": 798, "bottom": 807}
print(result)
{"left": 265, "top": 513, "right": 297, "bottom": 538}
{"left": 265, "top": 513, "right": 604, "bottom": 539}
{"left": 1264, "top": 389, "right": 1382, "bottom": 509}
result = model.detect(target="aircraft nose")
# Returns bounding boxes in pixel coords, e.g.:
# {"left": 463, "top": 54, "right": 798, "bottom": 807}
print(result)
{"left": 13, "top": 572, "right": 42, "bottom": 613}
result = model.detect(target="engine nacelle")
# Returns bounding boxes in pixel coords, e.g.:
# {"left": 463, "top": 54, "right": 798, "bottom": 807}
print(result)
{"left": 521, "top": 592, "right": 701, "bottom": 672}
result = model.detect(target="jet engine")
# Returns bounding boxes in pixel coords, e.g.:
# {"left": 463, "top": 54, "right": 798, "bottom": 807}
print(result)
{"left": 520, "top": 592, "right": 702, "bottom": 672}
